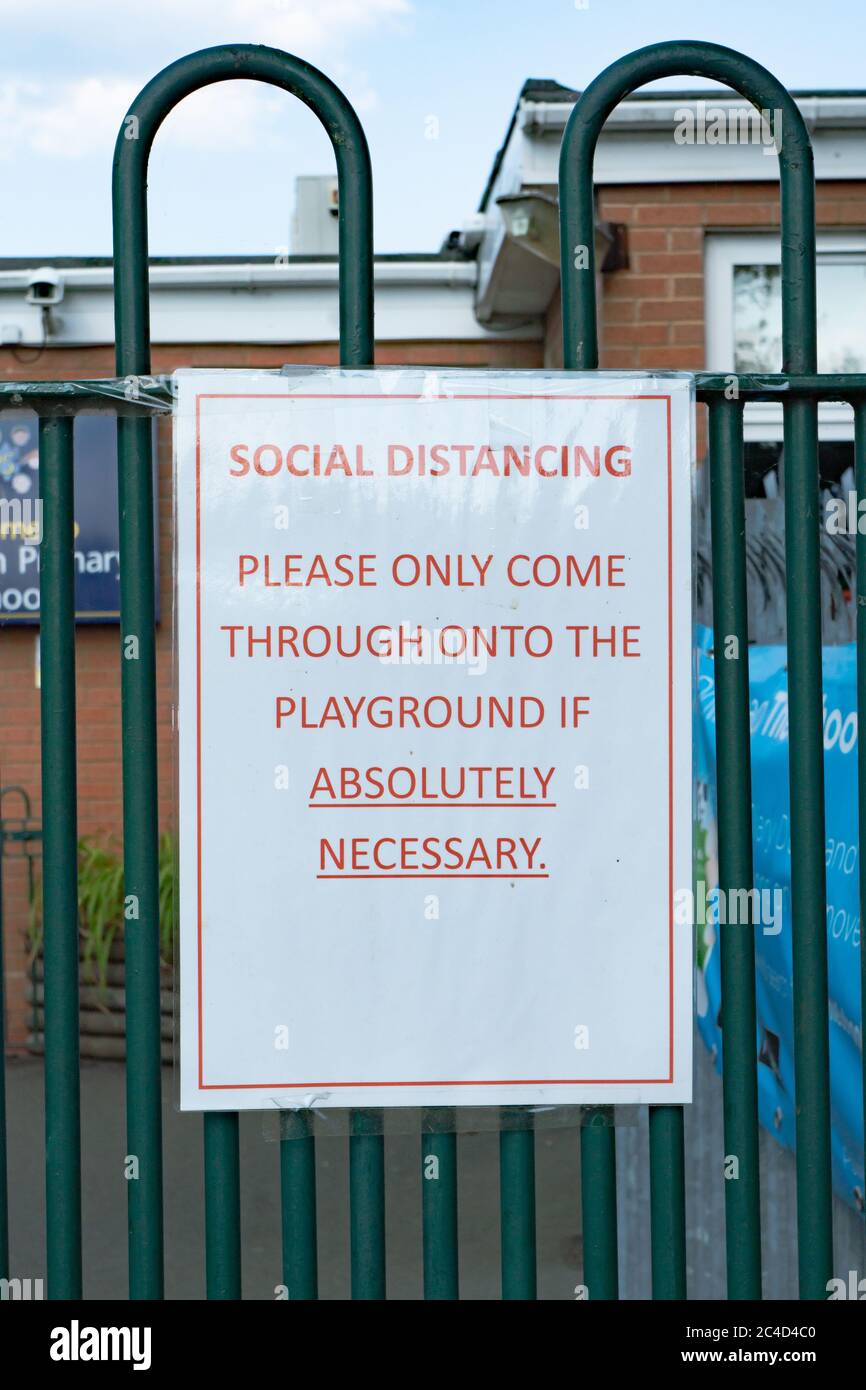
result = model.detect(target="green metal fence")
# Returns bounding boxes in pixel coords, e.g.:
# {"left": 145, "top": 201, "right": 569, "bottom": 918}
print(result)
{"left": 0, "top": 787, "right": 42, "bottom": 1286}
{"left": 0, "top": 38, "right": 860, "bottom": 1299}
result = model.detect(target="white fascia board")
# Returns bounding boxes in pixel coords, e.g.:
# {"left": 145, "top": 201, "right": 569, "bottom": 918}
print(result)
{"left": 516, "top": 108, "right": 866, "bottom": 187}
{"left": 0, "top": 260, "right": 542, "bottom": 346}
{"left": 517, "top": 92, "right": 866, "bottom": 186}
{"left": 520, "top": 124, "right": 866, "bottom": 187}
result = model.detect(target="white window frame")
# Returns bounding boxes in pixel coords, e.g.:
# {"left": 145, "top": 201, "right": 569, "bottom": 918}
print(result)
{"left": 704, "top": 231, "right": 865, "bottom": 441}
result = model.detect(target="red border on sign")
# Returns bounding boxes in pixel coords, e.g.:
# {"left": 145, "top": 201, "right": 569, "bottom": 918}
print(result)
{"left": 192, "top": 390, "right": 678, "bottom": 1091}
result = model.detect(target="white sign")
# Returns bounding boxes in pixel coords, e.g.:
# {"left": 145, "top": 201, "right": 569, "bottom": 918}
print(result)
{"left": 175, "top": 369, "right": 693, "bottom": 1110}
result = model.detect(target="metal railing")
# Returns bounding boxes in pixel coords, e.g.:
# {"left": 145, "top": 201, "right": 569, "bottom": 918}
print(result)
{"left": 0, "top": 786, "right": 42, "bottom": 1285}
{"left": 0, "top": 38, "right": 860, "bottom": 1300}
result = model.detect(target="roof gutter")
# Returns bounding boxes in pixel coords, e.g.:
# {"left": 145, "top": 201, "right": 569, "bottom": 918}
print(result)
{"left": 0, "top": 260, "right": 478, "bottom": 294}
{"left": 519, "top": 94, "right": 866, "bottom": 135}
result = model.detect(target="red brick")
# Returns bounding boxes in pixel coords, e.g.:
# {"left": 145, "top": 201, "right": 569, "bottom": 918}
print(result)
{"left": 603, "top": 298, "right": 637, "bottom": 323}
{"left": 637, "top": 203, "right": 705, "bottom": 226}
{"left": 623, "top": 228, "right": 669, "bottom": 252}
{"left": 639, "top": 347, "right": 705, "bottom": 369}
{"left": 596, "top": 203, "right": 642, "bottom": 223}
{"left": 817, "top": 198, "right": 866, "bottom": 224}
{"left": 606, "top": 274, "right": 671, "bottom": 300}
{"left": 604, "top": 323, "right": 672, "bottom": 347}
{"left": 638, "top": 298, "right": 704, "bottom": 322}
{"left": 672, "top": 322, "right": 705, "bottom": 346}
{"left": 670, "top": 229, "right": 703, "bottom": 250}
{"left": 598, "top": 347, "right": 635, "bottom": 369}
{"left": 671, "top": 275, "right": 705, "bottom": 298}
{"left": 667, "top": 182, "right": 773, "bottom": 202}
{"left": 707, "top": 203, "right": 779, "bottom": 225}
{"left": 634, "top": 252, "right": 703, "bottom": 275}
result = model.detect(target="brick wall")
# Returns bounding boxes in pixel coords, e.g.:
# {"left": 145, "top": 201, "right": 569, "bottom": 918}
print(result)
{"left": 0, "top": 335, "right": 541, "bottom": 1046}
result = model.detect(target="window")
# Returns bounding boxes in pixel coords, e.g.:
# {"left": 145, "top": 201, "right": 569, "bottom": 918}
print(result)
{"left": 702, "top": 234, "right": 862, "bottom": 641}
{"left": 706, "top": 232, "right": 865, "bottom": 449}
{"left": 733, "top": 258, "right": 866, "bottom": 374}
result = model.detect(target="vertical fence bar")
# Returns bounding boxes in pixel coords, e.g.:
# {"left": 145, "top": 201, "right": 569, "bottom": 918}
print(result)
{"left": 580, "top": 1109, "right": 618, "bottom": 1300}
{"left": 773, "top": 67, "right": 832, "bottom": 1298}
{"left": 500, "top": 1111, "right": 536, "bottom": 1299}
{"left": 115, "top": 68, "right": 165, "bottom": 1298}
{"left": 350, "top": 1109, "right": 385, "bottom": 1299}
{"left": 38, "top": 414, "right": 82, "bottom": 1299}
{"left": 280, "top": 1110, "right": 318, "bottom": 1300}
{"left": 0, "top": 830, "right": 8, "bottom": 1283}
{"left": 856, "top": 405, "right": 866, "bottom": 1247}
{"left": 649, "top": 1106, "right": 686, "bottom": 1299}
{"left": 115, "top": 413, "right": 164, "bottom": 1299}
{"left": 708, "top": 396, "right": 762, "bottom": 1298}
{"left": 204, "top": 1112, "right": 241, "bottom": 1298}
{"left": 113, "top": 45, "right": 374, "bottom": 1304}
{"left": 422, "top": 1109, "right": 458, "bottom": 1299}
{"left": 783, "top": 392, "right": 833, "bottom": 1299}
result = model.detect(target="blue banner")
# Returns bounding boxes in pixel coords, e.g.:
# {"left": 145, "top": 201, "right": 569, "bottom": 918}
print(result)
{"left": 0, "top": 414, "right": 158, "bottom": 624}
{"left": 695, "top": 627, "right": 864, "bottom": 1215}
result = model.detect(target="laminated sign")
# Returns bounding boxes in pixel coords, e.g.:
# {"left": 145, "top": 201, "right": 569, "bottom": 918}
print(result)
{"left": 175, "top": 369, "right": 694, "bottom": 1110}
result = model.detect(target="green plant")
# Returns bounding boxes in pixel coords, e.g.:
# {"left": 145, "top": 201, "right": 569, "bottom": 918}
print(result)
{"left": 157, "top": 830, "right": 177, "bottom": 965}
{"left": 27, "top": 830, "right": 178, "bottom": 992}
{"left": 77, "top": 837, "right": 125, "bottom": 991}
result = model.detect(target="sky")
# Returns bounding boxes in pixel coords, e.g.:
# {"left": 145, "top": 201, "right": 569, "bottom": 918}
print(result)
{"left": 1, "top": 0, "right": 864, "bottom": 258}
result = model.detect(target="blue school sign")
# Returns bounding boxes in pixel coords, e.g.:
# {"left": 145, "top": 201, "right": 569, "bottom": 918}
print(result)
{"left": 0, "top": 415, "right": 158, "bottom": 624}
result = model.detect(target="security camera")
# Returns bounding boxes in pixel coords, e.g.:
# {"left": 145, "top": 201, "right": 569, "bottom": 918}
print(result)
{"left": 25, "top": 268, "right": 64, "bottom": 308}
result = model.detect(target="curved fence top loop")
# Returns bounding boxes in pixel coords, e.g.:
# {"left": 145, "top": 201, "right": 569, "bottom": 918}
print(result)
{"left": 558, "top": 40, "right": 816, "bottom": 373}
{"left": 0, "top": 784, "right": 33, "bottom": 819}
{"left": 112, "top": 44, "right": 374, "bottom": 374}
